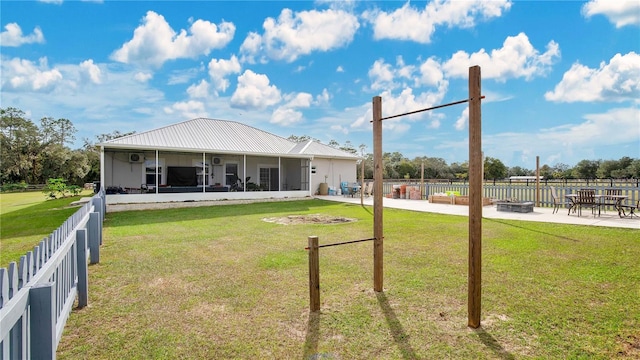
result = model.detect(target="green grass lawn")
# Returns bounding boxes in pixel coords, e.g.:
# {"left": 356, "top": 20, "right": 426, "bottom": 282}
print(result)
{"left": 52, "top": 199, "right": 640, "bottom": 359}
{"left": 0, "top": 190, "right": 93, "bottom": 268}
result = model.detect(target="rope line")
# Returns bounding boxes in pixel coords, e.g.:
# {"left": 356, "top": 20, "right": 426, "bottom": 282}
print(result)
{"left": 305, "top": 237, "right": 377, "bottom": 250}
{"left": 375, "top": 96, "right": 485, "bottom": 122}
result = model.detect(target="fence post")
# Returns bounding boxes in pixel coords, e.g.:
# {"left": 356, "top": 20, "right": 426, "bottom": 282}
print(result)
{"left": 30, "top": 282, "right": 56, "bottom": 360}
{"left": 88, "top": 213, "right": 100, "bottom": 264}
{"left": 92, "top": 196, "right": 105, "bottom": 245}
{"left": 76, "top": 229, "right": 88, "bottom": 308}
{"left": 308, "top": 236, "right": 320, "bottom": 312}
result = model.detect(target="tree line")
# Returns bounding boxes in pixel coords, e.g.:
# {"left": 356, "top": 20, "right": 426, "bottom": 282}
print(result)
{"left": 1, "top": 106, "right": 637, "bottom": 191}
{"left": 290, "top": 136, "right": 640, "bottom": 181}
{"left": 0, "top": 107, "right": 133, "bottom": 190}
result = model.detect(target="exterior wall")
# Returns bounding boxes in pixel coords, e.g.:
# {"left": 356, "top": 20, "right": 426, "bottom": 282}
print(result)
{"left": 103, "top": 151, "right": 143, "bottom": 189}
{"left": 105, "top": 190, "right": 310, "bottom": 205}
{"left": 103, "top": 148, "right": 356, "bottom": 202}
{"left": 311, "top": 158, "right": 357, "bottom": 194}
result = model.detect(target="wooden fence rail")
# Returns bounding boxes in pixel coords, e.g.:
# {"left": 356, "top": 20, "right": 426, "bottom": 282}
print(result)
{"left": 0, "top": 190, "right": 105, "bottom": 359}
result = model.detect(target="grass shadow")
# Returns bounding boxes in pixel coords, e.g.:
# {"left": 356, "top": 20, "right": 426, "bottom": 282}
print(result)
{"left": 484, "top": 218, "right": 581, "bottom": 243}
{"left": 302, "top": 311, "right": 322, "bottom": 360}
{"left": 473, "top": 327, "right": 515, "bottom": 360}
{"left": 376, "top": 292, "right": 418, "bottom": 360}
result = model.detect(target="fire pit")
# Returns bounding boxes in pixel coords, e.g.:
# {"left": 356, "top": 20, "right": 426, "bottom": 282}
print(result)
{"left": 496, "top": 201, "right": 534, "bottom": 213}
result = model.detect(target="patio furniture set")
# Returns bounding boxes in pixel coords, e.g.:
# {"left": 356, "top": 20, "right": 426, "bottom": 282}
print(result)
{"left": 553, "top": 187, "right": 638, "bottom": 219}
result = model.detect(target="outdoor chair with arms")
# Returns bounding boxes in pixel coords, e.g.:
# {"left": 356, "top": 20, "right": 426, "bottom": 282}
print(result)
{"left": 576, "top": 189, "right": 600, "bottom": 217}
{"left": 601, "top": 188, "right": 622, "bottom": 213}
{"left": 550, "top": 186, "right": 570, "bottom": 214}
{"left": 340, "top": 181, "right": 351, "bottom": 197}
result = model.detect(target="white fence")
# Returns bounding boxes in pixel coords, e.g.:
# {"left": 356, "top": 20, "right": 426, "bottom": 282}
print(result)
{"left": 378, "top": 180, "right": 638, "bottom": 208}
{"left": 0, "top": 190, "right": 105, "bottom": 359}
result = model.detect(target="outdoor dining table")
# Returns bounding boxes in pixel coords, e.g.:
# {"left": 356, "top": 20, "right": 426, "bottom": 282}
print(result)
{"left": 565, "top": 193, "right": 628, "bottom": 218}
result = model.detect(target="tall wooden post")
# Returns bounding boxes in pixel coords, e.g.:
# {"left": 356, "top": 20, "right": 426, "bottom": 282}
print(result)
{"left": 373, "top": 96, "right": 384, "bottom": 292}
{"left": 536, "top": 156, "right": 540, "bottom": 207}
{"left": 308, "top": 236, "right": 320, "bottom": 312}
{"left": 421, "top": 162, "right": 425, "bottom": 200}
{"left": 468, "top": 65, "right": 482, "bottom": 328}
{"left": 361, "top": 158, "right": 365, "bottom": 205}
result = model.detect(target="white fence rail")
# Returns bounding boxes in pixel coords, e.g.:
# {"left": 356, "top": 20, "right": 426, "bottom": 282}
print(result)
{"left": 378, "top": 181, "right": 638, "bottom": 208}
{"left": 0, "top": 190, "right": 105, "bottom": 359}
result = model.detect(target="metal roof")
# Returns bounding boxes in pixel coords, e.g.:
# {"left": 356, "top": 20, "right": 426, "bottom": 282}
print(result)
{"left": 101, "top": 118, "right": 360, "bottom": 159}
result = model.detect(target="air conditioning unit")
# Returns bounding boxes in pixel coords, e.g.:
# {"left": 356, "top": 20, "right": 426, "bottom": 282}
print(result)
{"left": 213, "top": 157, "right": 222, "bottom": 165}
{"left": 128, "top": 153, "right": 144, "bottom": 163}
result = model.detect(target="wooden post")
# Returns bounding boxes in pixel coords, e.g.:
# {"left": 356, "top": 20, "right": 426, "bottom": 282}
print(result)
{"left": 421, "top": 162, "right": 425, "bottom": 200}
{"left": 536, "top": 156, "right": 540, "bottom": 207}
{"left": 468, "top": 65, "right": 482, "bottom": 329}
{"left": 361, "top": 158, "right": 365, "bottom": 205}
{"left": 308, "top": 236, "right": 320, "bottom": 312}
{"left": 373, "top": 96, "right": 384, "bottom": 292}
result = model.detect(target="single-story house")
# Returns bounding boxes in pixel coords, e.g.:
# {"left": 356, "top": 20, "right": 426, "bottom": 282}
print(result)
{"left": 100, "top": 118, "right": 361, "bottom": 205}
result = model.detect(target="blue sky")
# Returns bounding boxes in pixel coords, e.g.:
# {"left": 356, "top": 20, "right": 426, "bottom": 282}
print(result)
{"left": 1, "top": 0, "right": 639, "bottom": 169}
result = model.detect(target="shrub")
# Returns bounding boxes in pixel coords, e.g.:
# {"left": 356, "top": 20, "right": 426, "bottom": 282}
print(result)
{"left": 43, "top": 178, "right": 68, "bottom": 199}
{"left": 0, "top": 181, "right": 29, "bottom": 192}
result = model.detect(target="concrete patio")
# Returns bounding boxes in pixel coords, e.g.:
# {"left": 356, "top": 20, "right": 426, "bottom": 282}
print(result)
{"left": 316, "top": 195, "right": 640, "bottom": 230}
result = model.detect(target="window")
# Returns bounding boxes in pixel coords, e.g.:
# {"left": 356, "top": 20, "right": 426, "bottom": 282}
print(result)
{"left": 225, "top": 163, "right": 238, "bottom": 186}
{"left": 144, "top": 158, "right": 164, "bottom": 186}
{"left": 193, "top": 160, "right": 210, "bottom": 186}
{"left": 259, "top": 167, "right": 279, "bottom": 191}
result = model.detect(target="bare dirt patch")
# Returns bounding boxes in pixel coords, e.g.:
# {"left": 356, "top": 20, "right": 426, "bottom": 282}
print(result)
{"left": 262, "top": 214, "right": 357, "bottom": 225}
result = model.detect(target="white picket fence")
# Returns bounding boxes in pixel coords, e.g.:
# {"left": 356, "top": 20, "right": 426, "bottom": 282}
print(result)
{"left": 0, "top": 190, "right": 105, "bottom": 359}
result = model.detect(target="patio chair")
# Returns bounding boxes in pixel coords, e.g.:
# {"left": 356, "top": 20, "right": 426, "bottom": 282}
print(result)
{"left": 601, "top": 188, "right": 622, "bottom": 213}
{"left": 364, "top": 182, "right": 373, "bottom": 197}
{"left": 618, "top": 199, "right": 639, "bottom": 218}
{"left": 576, "top": 189, "right": 600, "bottom": 217}
{"left": 350, "top": 182, "right": 361, "bottom": 197}
{"left": 340, "top": 181, "right": 351, "bottom": 197}
{"left": 550, "top": 186, "right": 570, "bottom": 214}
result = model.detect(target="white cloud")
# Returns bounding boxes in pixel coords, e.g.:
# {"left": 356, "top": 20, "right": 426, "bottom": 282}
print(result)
{"left": 134, "top": 72, "right": 153, "bottom": 82}
{"left": 163, "top": 100, "right": 207, "bottom": 119}
{"left": 186, "top": 79, "right": 210, "bottom": 99}
{"left": 368, "top": 59, "right": 396, "bottom": 91}
{"left": 240, "top": 8, "right": 359, "bottom": 63}
{"left": 111, "top": 11, "right": 235, "bottom": 67}
{"left": 270, "top": 107, "right": 303, "bottom": 126}
{"left": 363, "top": 0, "right": 511, "bottom": 44}
{"left": 545, "top": 52, "right": 640, "bottom": 103}
{"left": 416, "top": 58, "right": 443, "bottom": 87}
{"left": 1, "top": 23, "right": 45, "bottom": 47}
{"left": 336, "top": 66, "right": 344, "bottom": 73}
{"left": 230, "top": 70, "right": 281, "bottom": 109}
{"left": 454, "top": 106, "right": 469, "bottom": 130}
{"left": 1, "top": 57, "right": 62, "bottom": 91}
{"left": 316, "top": 88, "right": 331, "bottom": 105}
{"left": 582, "top": 0, "right": 640, "bottom": 28}
{"left": 270, "top": 92, "right": 313, "bottom": 126}
{"left": 208, "top": 55, "right": 241, "bottom": 94}
{"left": 440, "top": 107, "right": 640, "bottom": 166}
{"left": 442, "top": 33, "right": 560, "bottom": 81}
{"left": 239, "top": 32, "right": 263, "bottom": 64}
{"left": 351, "top": 87, "right": 445, "bottom": 133}
{"left": 79, "top": 59, "right": 102, "bottom": 84}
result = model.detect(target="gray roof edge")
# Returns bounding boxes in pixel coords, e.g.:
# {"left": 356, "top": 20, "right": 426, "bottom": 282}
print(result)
{"left": 100, "top": 143, "right": 314, "bottom": 159}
